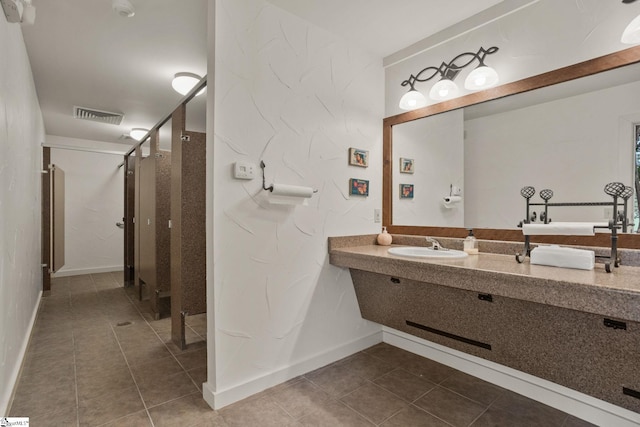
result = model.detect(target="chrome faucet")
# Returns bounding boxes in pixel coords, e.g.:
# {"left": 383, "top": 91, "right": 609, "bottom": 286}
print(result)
{"left": 426, "top": 237, "right": 446, "bottom": 250}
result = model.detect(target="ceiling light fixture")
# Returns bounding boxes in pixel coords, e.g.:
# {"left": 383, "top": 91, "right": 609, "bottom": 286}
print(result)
{"left": 129, "top": 128, "right": 149, "bottom": 141}
{"left": 112, "top": 0, "right": 135, "bottom": 18}
{"left": 172, "top": 72, "right": 203, "bottom": 96}
{"left": 399, "top": 46, "right": 500, "bottom": 110}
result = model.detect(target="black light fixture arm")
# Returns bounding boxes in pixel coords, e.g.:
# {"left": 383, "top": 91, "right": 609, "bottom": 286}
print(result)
{"left": 400, "top": 46, "right": 499, "bottom": 89}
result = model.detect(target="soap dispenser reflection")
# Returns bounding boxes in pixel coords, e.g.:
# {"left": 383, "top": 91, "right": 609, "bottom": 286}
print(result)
{"left": 463, "top": 229, "right": 478, "bottom": 254}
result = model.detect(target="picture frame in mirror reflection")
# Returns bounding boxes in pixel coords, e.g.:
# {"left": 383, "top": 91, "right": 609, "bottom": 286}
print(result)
{"left": 399, "top": 184, "right": 414, "bottom": 199}
{"left": 399, "top": 157, "right": 414, "bottom": 174}
{"left": 349, "top": 148, "right": 369, "bottom": 167}
{"left": 349, "top": 178, "right": 369, "bottom": 196}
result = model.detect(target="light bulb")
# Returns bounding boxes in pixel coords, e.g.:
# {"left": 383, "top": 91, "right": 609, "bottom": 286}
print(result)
{"left": 399, "top": 89, "right": 428, "bottom": 110}
{"left": 429, "top": 79, "right": 459, "bottom": 101}
{"left": 464, "top": 66, "right": 499, "bottom": 90}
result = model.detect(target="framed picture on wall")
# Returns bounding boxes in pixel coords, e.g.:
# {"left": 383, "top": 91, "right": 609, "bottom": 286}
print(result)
{"left": 349, "top": 148, "right": 369, "bottom": 167}
{"left": 349, "top": 178, "right": 369, "bottom": 196}
{"left": 399, "top": 157, "right": 414, "bottom": 174}
{"left": 399, "top": 184, "right": 414, "bottom": 199}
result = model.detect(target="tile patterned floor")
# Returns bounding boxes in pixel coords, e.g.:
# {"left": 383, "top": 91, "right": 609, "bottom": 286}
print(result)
{"left": 8, "top": 273, "right": 597, "bottom": 426}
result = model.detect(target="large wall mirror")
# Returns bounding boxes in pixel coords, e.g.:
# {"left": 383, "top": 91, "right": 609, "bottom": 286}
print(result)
{"left": 383, "top": 46, "right": 640, "bottom": 249}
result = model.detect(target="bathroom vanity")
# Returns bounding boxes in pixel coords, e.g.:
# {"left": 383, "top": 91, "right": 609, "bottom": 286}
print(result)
{"left": 329, "top": 234, "right": 640, "bottom": 413}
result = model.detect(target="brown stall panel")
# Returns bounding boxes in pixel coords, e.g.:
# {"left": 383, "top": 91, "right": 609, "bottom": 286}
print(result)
{"left": 171, "top": 104, "right": 206, "bottom": 348}
{"left": 124, "top": 156, "right": 136, "bottom": 286}
{"left": 138, "top": 155, "right": 156, "bottom": 298}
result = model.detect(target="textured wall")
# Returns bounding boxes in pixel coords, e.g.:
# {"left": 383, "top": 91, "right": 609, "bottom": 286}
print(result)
{"left": 50, "top": 144, "right": 124, "bottom": 276}
{"left": 0, "top": 18, "right": 46, "bottom": 413}
{"left": 211, "top": 0, "right": 384, "bottom": 398}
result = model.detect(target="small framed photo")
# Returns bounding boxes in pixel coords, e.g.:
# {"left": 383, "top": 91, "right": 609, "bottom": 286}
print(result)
{"left": 349, "top": 178, "right": 369, "bottom": 196}
{"left": 399, "top": 157, "right": 414, "bottom": 174}
{"left": 399, "top": 184, "right": 414, "bottom": 199}
{"left": 349, "top": 148, "right": 369, "bottom": 167}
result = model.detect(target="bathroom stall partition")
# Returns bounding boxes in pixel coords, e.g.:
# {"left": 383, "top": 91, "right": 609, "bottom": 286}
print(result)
{"left": 170, "top": 103, "right": 207, "bottom": 349}
{"left": 135, "top": 131, "right": 172, "bottom": 319}
{"left": 123, "top": 155, "right": 136, "bottom": 287}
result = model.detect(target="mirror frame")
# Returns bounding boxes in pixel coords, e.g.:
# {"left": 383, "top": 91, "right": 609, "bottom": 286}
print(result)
{"left": 383, "top": 45, "right": 640, "bottom": 249}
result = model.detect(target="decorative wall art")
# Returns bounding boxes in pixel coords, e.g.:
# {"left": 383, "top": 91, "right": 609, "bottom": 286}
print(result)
{"left": 349, "top": 148, "right": 369, "bottom": 167}
{"left": 350, "top": 179, "right": 369, "bottom": 196}
{"left": 399, "top": 157, "right": 414, "bottom": 174}
{"left": 399, "top": 184, "right": 414, "bottom": 199}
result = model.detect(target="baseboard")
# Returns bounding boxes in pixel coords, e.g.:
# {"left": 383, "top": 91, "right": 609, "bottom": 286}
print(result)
{"left": 202, "top": 330, "right": 383, "bottom": 410}
{"left": 382, "top": 326, "right": 640, "bottom": 427}
{"left": 1, "top": 290, "right": 42, "bottom": 415}
{"left": 52, "top": 265, "right": 123, "bottom": 277}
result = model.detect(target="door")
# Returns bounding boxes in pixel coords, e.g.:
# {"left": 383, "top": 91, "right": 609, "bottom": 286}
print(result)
{"left": 50, "top": 164, "right": 65, "bottom": 273}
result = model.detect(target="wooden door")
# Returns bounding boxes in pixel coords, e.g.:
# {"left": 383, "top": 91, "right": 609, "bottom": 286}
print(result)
{"left": 50, "top": 164, "right": 65, "bottom": 273}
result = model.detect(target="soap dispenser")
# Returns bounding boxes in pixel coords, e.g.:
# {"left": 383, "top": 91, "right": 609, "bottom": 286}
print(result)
{"left": 377, "top": 226, "right": 393, "bottom": 246}
{"left": 463, "top": 229, "right": 478, "bottom": 254}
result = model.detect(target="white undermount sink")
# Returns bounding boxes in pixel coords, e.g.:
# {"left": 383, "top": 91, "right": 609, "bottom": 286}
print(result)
{"left": 387, "top": 246, "right": 469, "bottom": 259}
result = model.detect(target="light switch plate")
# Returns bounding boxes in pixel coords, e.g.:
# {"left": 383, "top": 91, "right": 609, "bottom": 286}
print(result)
{"left": 233, "top": 161, "right": 256, "bottom": 180}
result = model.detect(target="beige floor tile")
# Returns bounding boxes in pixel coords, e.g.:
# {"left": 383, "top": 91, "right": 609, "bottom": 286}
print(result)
{"left": 29, "top": 404, "right": 78, "bottom": 426}
{"left": 440, "top": 371, "right": 505, "bottom": 406}
{"left": 220, "top": 394, "right": 298, "bottom": 427}
{"left": 490, "top": 389, "right": 568, "bottom": 426}
{"left": 175, "top": 347, "right": 207, "bottom": 371}
{"left": 403, "top": 355, "right": 457, "bottom": 385}
{"left": 338, "top": 352, "right": 395, "bottom": 381}
{"left": 187, "top": 366, "right": 208, "bottom": 391}
{"left": 129, "top": 355, "right": 184, "bottom": 382}
{"left": 340, "top": 382, "right": 408, "bottom": 424}
{"left": 100, "top": 409, "right": 153, "bottom": 427}
{"left": 270, "top": 378, "right": 333, "bottom": 419}
{"left": 78, "top": 385, "right": 145, "bottom": 426}
{"left": 148, "top": 392, "right": 222, "bottom": 427}
{"left": 77, "top": 364, "right": 136, "bottom": 401}
{"left": 137, "top": 370, "right": 199, "bottom": 407}
{"left": 563, "top": 415, "right": 598, "bottom": 427}
{"left": 297, "top": 399, "right": 374, "bottom": 427}
{"left": 380, "top": 405, "right": 452, "bottom": 427}
{"left": 121, "top": 342, "right": 173, "bottom": 366}
{"left": 10, "top": 378, "right": 76, "bottom": 420}
{"left": 414, "top": 386, "right": 487, "bottom": 427}
{"left": 305, "top": 361, "right": 368, "bottom": 398}
{"left": 373, "top": 368, "right": 437, "bottom": 403}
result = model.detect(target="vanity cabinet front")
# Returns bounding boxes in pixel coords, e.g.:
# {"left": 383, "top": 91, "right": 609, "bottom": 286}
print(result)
{"left": 350, "top": 269, "right": 640, "bottom": 413}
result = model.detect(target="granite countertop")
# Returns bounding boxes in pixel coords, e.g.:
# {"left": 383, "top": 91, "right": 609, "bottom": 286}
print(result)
{"left": 329, "top": 235, "right": 640, "bottom": 323}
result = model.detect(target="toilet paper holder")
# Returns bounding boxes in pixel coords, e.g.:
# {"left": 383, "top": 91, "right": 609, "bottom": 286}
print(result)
{"left": 260, "top": 161, "right": 318, "bottom": 195}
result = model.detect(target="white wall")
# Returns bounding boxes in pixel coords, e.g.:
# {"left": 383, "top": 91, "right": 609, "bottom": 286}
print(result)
{"left": 205, "top": 0, "right": 384, "bottom": 408}
{"left": 0, "top": 17, "right": 46, "bottom": 414}
{"left": 393, "top": 109, "right": 464, "bottom": 226}
{"left": 47, "top": 136, "right": 126, "bottom": 276}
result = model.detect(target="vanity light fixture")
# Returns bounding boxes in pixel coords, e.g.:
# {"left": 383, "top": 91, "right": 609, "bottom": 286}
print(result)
{"left": 399, "top": 46, "right": 500, "bottom": 110}
{"left": 171, "top": 72, "right": 204, "bottom": 96}
{"left": 129, "top": 128, "right": 149, "bottom": 141}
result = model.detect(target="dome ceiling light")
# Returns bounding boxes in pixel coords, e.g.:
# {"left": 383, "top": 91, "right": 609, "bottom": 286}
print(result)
{"left": 129, "top": 128, "right": 149, "bottom": 141}
{"left": 172, "top": 72, "right": 204, "bottom": 96}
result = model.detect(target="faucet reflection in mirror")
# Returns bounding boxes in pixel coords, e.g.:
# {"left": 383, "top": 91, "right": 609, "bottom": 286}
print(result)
{"left": 398, "top": 46, "right": 500, "bottom": 110}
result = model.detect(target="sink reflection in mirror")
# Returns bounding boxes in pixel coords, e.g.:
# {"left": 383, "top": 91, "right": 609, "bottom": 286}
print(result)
{"left": 388, "top": 246, "right": 468, "bottom": 259}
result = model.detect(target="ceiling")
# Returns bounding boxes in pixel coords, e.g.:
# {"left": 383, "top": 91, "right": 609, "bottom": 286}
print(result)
{"left": 19, "top": 0, "right": 504, "bottom": 146}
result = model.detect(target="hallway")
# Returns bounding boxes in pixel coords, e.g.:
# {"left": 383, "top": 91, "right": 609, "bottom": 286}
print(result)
{"left": 8, "top": 273, "right": 595, "bottom": 426}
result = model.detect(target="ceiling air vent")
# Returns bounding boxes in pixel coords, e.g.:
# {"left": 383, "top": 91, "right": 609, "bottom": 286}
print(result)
{"left": 73, "top": 106, "right": 124, "bottom": 125}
